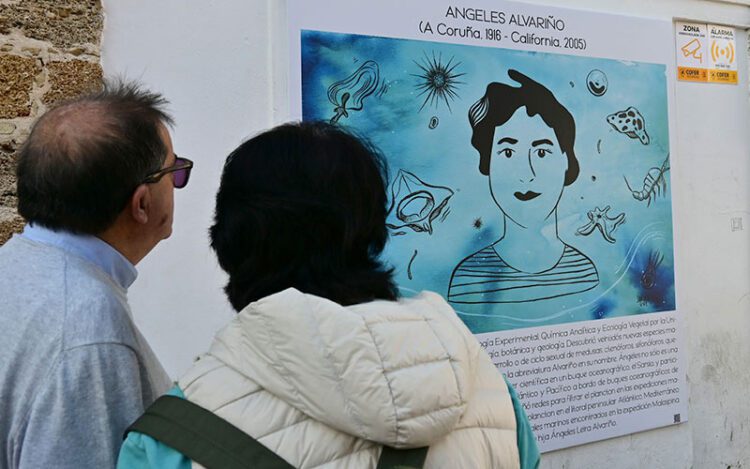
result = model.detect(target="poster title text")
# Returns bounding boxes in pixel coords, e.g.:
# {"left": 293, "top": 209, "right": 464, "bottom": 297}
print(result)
{"left": 417, "top": 6, "right": 586, "bottom": 50}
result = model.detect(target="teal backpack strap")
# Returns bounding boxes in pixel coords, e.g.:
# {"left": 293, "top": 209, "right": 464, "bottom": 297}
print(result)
{"left": 127, "top": 395, "right": 430, "bottom": 469}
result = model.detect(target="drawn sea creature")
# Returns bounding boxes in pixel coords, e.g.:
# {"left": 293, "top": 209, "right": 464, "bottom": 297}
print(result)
{"left": 607, "top": 106, "right": 649, "bottom": 145}
{"left": 576, "top": 205, "right": 626, "bottom": 243}
{"left": 641, "top": 250, "right": 664, "bottom": 289}
{"left": 386, "top": 170, "right": 454, "bottom": 235}
{"left": 407, "top": 249, "right": 418, "bottom": 280}
{"left": 376, "top": 82, "right": 389, "bottom": 98}
{"left": 439, "top": 207, "right": 451, "bottom": 222}
{"left": 586, "top": 69, "right": 608, "bottom": 96}
{"left": 428, "top": 116, "right": 439, "bottom": 129}
{"left": 628, "top": 246, "right": 674, "bottom": 309}
{"left": 624, "top": 155, "right": 670, "bottom": 206}
{"left": 327, "top": 60, "right": 381, "bottom": 124}
{"left": 412, "top": 52, "right": 465, "bottom": 112}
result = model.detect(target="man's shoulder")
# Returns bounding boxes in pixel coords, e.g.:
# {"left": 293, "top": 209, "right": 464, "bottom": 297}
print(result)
{"left": 0, "top": 236, "right": 139, "bottom": 350}
{"left": 0, "top": 237, "right": 68, "bottom": 331}
{"left": 0, "top": 236, "right": 120, "bottom": 291}
{"left": 0, "top": 235, "right": 67, "bottom": 281}
{"left": 62, "top": 268, "right": 139, "bottom": 350}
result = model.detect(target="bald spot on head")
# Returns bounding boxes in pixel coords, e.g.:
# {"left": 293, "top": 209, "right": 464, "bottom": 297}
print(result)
{"left": 28, "top": 101, "right": 119, "bottom": 165}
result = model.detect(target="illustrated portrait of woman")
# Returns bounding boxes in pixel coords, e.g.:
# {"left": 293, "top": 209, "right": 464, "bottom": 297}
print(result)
{"left": 448, "top": 70, "right": 599, "bottom": 304}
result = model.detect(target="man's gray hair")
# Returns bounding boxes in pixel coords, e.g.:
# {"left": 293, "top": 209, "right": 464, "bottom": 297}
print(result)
{"left": 16, "top": 80, "right": 174, "bottom": 234}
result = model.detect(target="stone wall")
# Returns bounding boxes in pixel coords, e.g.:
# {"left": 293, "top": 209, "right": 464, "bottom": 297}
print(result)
{"left": 0, "top": 0, "right": 103, "bottom": 245}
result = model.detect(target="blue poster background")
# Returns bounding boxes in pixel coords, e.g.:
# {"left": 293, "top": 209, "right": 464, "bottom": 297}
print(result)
{"left": 301, "top": 30, "right": 676, "bottom": 332}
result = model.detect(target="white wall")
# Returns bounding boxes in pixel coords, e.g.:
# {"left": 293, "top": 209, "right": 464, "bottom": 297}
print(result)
{"left": 102, "top": 1, "right": 750, "bottom": 467}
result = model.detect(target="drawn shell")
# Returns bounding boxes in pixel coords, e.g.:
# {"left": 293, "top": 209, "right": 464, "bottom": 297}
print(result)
{"left": 386, "top": 170, "right": 454, "bottom": 234}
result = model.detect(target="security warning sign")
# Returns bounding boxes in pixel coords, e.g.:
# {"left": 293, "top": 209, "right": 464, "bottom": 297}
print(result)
{"left": 707, "top": 24, "right": 737, "bottom": 84}
{"left": 675, "top": 21, "right": 737, "bottom": 84}
{"left": 675, "top": 22, "right": 707, "bottom": 82}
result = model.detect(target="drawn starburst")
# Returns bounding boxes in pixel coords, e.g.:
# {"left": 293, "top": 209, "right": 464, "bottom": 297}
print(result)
{"left": 412, "top": 52, "right": 465, "bottom": 112}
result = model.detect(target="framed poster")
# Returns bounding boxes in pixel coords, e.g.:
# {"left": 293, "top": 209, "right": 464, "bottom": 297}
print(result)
{"left": 289, "top": 0, "right": 686, "bottom": 451}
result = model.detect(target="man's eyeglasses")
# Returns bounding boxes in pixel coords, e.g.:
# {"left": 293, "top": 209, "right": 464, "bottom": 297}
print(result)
{"left": 142, "top": 155, "right": 194, "bottom": 189}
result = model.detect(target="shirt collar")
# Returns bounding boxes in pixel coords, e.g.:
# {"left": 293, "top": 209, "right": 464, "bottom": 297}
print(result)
{"left": 21, "top": 224, "right": 138, "bottom": 289}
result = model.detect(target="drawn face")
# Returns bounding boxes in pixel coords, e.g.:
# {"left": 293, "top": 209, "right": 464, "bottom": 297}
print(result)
{"left": 488, "top": 107, "right": 568, "bottom": 228}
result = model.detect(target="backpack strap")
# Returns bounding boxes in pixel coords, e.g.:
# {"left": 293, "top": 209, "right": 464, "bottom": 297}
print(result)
{"left": 127, "top": 395, "right": 429, "bottom": 469}
{"left": 126, "top": 395, "right": 294, "bottom": 469}
{"left": 377, "top": 446, "right": 429, "bottom": 469}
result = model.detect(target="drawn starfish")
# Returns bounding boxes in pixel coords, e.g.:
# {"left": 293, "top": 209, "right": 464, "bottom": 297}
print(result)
{"left": 576, "top": 205, "right": 626, "bottom": 243}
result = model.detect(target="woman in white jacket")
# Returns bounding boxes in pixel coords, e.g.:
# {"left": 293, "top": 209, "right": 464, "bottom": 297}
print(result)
{"left": 119, "top": 122, "right": 540, "bottom": 469}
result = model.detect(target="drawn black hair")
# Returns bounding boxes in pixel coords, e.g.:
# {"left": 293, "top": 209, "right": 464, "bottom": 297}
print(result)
{"left": 16, "top": 80, "right": 173, "bottom": 234}
{"left": 210, "top": 121, "right": 398, "bottom": 311}
{"left": 468, "top": 69, "right": 579, "bottom": 185}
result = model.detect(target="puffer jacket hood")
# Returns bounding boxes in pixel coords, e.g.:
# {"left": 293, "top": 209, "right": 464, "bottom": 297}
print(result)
{"left": 206, "top": 288, "right": 480, "bottom": 448}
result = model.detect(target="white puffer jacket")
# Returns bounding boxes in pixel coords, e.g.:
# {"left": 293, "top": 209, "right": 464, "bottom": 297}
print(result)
{"left": 179, "top": 289, "right": 520, "bottom": 468}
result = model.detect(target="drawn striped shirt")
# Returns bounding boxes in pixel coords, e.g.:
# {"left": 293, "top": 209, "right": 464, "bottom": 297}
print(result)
{"left": 448, "top": 244, "right": 599, "bottom": 304}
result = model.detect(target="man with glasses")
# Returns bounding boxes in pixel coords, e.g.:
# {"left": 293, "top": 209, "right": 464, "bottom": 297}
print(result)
{"left": 0, "top": 81, "right": 193, "bottom": 468}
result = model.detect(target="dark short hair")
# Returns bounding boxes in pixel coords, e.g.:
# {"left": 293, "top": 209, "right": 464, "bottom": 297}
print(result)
{"left": 16, "top": 80, "right": 173, "bottom": 234}
{"left": 210, "top": 121, "right": 398, "bottom": 311}
{"left": 468, "top": 69, "right": 579, "bottom": 185}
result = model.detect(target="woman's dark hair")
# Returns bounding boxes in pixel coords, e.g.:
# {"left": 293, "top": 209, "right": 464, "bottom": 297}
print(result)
{"left": 468, "top": 69, "right": 579, "bottom": 185}
{"left": 210, "top": 121, "right": 398, "bottom": 311}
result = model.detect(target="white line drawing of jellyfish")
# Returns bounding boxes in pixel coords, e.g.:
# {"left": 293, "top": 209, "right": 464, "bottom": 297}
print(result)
{"left": 386, "top": 170, "right": 454, "bottom": 235}
{"left": 327, "top": 60, "right": 381, "bottom": 124}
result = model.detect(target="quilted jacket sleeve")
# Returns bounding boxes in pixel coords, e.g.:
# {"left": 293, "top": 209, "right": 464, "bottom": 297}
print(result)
{"left": 505, "top": 376, "right": 541, "bottom": 469}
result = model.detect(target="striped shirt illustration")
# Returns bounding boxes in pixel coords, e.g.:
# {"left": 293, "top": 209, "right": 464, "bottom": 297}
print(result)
{"left": 448, "top": 244, "right": 599, "bottom": 304}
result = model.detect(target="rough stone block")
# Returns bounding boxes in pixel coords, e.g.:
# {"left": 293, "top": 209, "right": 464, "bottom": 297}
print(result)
{"left": 0, "top": 53, "right": 37, "bottom": 118}
{"left": 0, "top": 207, "right": 24, "bottom": 246}
{"left": 0, "top": 1, "right": 102, "bottom": 49}
{"left": 0, "top": 121, "right": 16, "bottom": 135}
{"left": 44, "top": 60, "right": 102, "bottom": 105}
{"left": 0, "top": 144, "right": 16, "bottom": 208}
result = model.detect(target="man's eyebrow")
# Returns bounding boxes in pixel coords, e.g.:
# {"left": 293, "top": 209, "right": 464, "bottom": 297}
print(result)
{"left": 532, "top": 139, "right": 554, "bottom": 147}
{"left": 497, "top": 137, "right": 518, "bottom": 145}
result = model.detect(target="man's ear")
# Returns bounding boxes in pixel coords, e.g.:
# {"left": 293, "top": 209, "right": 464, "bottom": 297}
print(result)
{"left": 129, "top": 184, "right": 151, "bottom": 225}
